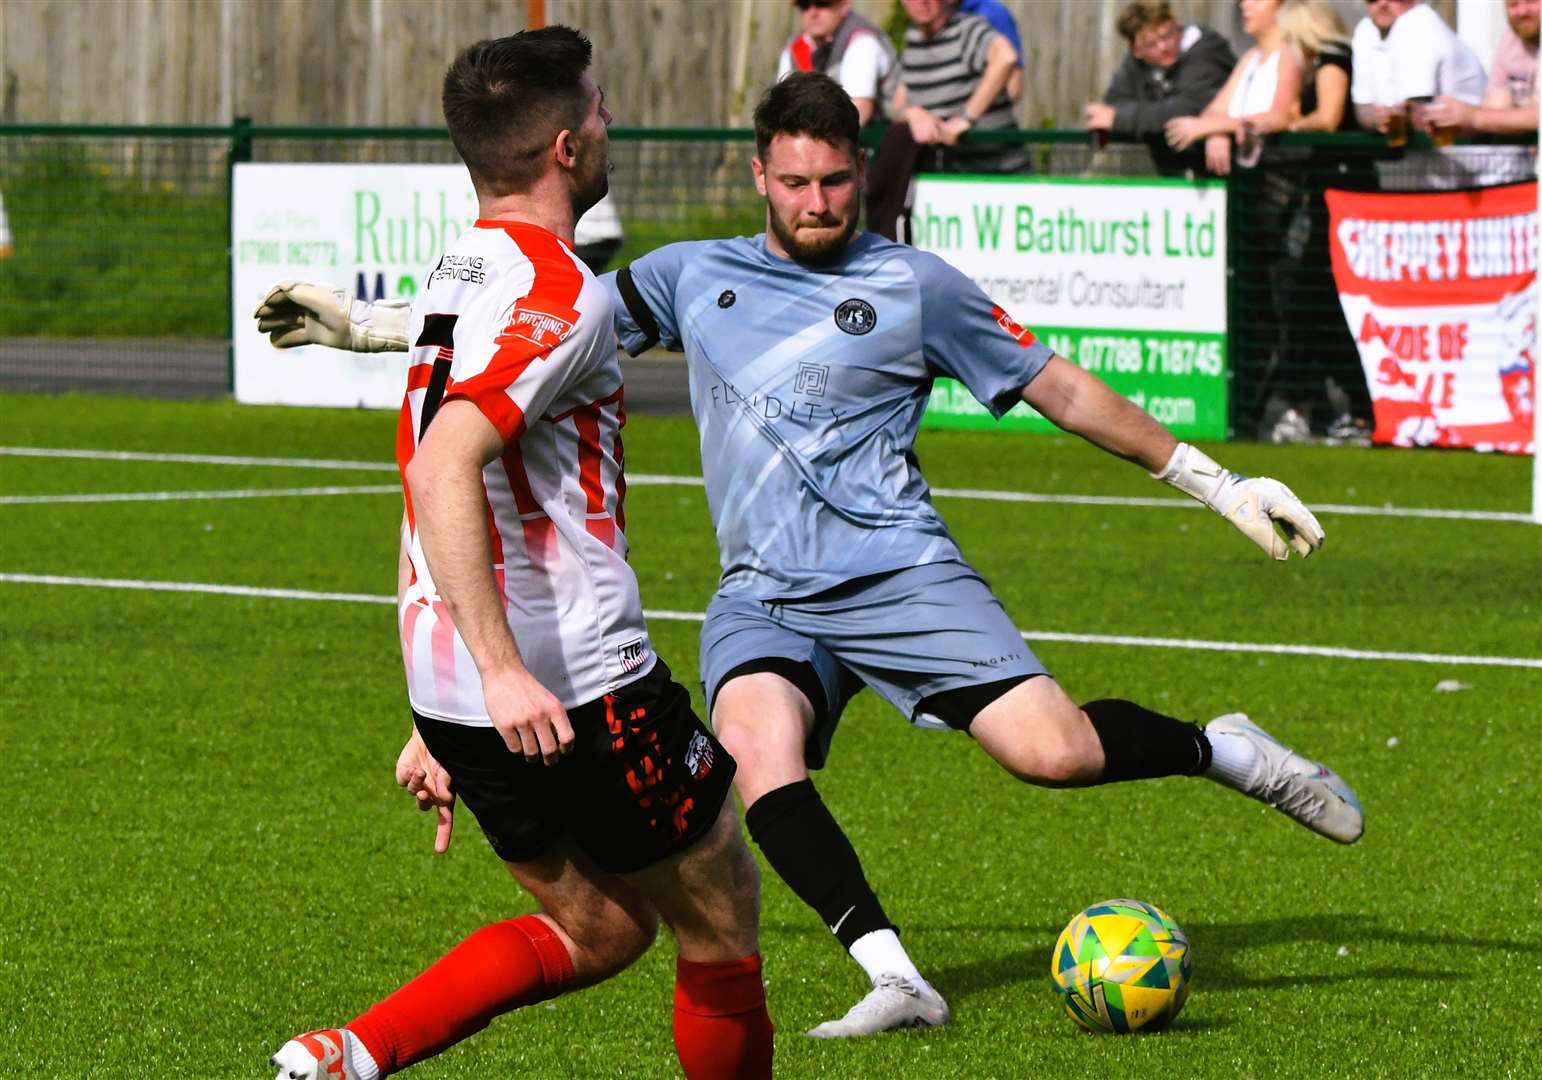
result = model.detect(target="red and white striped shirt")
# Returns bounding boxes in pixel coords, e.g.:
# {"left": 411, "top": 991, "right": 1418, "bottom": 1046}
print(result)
{"left": 396, "top": 219, "right": 652, "bottom": 724}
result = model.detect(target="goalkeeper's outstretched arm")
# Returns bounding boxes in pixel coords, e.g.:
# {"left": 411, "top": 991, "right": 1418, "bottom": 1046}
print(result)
{"left": 1021, "top": 355, "right": 1325, "bottom": 561}
{"left": 253, "top": 280, "right": 410, "bottom": 352}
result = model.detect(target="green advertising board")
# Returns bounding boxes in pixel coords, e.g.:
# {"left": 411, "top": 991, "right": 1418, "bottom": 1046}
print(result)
{"left": 910, "top": 175, "right": 1229, "bottom": 439}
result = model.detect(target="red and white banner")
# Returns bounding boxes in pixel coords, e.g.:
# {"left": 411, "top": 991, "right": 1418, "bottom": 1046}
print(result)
{"left": 1326, "top": 183, "right": 1535, "bottom": 455}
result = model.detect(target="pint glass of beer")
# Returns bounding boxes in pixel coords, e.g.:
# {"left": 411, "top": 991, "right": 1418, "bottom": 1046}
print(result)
{"left": 1384, "top": 104, "right": 1409, "bottom": 148}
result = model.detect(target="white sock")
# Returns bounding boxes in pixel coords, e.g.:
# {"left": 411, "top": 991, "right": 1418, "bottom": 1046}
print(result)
{"left": 1204, "top": 728, "right": 1260, "bottom": 790}
{"left": 848, "top": 929, "right": 924, "bottom": 986}
{"left": 344, "top": 1030, "right": 381, "bottom": 1080}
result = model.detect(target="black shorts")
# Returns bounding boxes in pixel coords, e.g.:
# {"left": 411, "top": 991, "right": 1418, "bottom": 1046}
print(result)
{"left": 413, "top": 659, "right": 736, "bottom": 874}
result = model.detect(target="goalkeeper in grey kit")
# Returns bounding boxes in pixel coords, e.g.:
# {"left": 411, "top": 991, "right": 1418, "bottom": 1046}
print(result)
{"left": 259, "top": 69, "right": 1362, "bottom": 1041}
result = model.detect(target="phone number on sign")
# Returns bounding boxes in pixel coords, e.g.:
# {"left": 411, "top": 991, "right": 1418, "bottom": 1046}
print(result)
{"left": 1047, "top": 333, "right": 1223, "bottom": 377}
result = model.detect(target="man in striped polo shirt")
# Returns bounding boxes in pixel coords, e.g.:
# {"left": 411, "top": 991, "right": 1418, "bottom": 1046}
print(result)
{"left": 866, "top": 0, "right": 1025, "bottom": 239}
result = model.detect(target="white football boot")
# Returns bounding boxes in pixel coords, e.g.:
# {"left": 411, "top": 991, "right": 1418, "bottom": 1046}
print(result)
{"left": 1207, "top": 713, "right": 1364, "bottom": 844}
{"left": 271, "top": 1029, "right": 362, "bottom": 1080}
{"left": 807, "top": 973, "right": 951, "bottom": 1038}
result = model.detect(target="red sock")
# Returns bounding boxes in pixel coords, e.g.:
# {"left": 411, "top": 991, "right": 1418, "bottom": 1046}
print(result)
{"left": 348, "top": 914, "right": 574, "bottom": 1075}
{"left": 673, "top": 954, "right": 774, "bottom": 1080}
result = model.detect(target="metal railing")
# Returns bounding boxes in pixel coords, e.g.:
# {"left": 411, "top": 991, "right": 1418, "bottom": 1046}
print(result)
{"left": 0, "top": 121, "right": 1534, "bottom": 438}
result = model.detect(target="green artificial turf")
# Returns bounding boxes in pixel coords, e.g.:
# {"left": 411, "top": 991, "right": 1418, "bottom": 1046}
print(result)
{"left": 1, "top": 392, "right": 1538, "bottom": 1078}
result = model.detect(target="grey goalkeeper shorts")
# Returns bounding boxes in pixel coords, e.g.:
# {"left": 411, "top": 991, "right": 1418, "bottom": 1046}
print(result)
{"left": 700, "top": 560, "right": 1047, "bottom": 767}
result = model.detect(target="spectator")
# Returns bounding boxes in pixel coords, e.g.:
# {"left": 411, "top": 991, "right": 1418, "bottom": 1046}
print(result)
{"left": 777, "top": 0, "right": 898, "bottom": 125}
{"left": 1280, "top": 0, "right": 1355, "bottom": 132}
{"left": 1351, "top": 0, "right": 1485, "bottom": 134}
{"left": 1084, "top": 0, "right": 1237, "bottom": 176}
{"left": 1278, "top": 1, "right": 1375, "bottom": 441}
{"left": 957, "top": 0, "right": 1025, "bottom": 101}
{"left": 866, "top": 0, "right": 1023, "bottom": 240}
{"left": 1164, "top": 0, "right": 1303, "bottom": 176}
{"left": 1162, "top": 0, "right": 1312, "bottom": 440}
{"left": 1425, "top": 0, "right": 1539, "bottom": 135}
{"left": 1351, "top": 0, "right": 1528, "bottom": 189}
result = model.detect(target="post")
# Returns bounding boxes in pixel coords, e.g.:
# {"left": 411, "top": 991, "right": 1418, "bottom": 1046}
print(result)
{"left": 1534, "top": 118, "right": 1541, "bottom": 523}
{"left": 226, "top": 116, "right": 253, "bottom": 395}
{"left": 1454, "top": 0, "right": 1507, "bottom": 69}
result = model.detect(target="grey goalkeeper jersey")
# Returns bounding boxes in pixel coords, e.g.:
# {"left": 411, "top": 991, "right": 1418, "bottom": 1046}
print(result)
{"left": 603, "top": 231, "right": 1052, "bottom": 599}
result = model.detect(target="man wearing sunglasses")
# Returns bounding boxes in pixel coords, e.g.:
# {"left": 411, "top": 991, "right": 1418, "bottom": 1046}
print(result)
{"left": 777, "top": 0, "right": 899, "bottom": 126}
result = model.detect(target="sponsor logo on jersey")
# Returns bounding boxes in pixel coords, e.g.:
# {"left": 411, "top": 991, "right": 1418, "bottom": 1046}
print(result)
{"left": 834, "top": 297, "right": 876, "bottom": 336}
{"left": 795, "top": 361, "right": 829, "bottom": 397}
{"left": 707, "top": 377, "right": 844, "bottom": 424}
{"left": 718, "top": 289, "right": 737, "bottom": 308}
{"left": 503, "top": 302, "right": 578, "bottom": 350}
{"left": 991, "top": 304, "right": 1039, "bottom": 348}
{"left": 684, "top": 730, "right": 715, "bottom": 780}
{"left": 429, "top": 254, "right": 487, "bottom": 286}
{"left": 618, "top": 637, "right": 648, "bottom": 673}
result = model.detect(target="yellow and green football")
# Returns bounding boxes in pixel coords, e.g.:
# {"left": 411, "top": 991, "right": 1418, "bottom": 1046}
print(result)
{"left": 1050, "top": 898, "right": 1193, "bottom": 1033}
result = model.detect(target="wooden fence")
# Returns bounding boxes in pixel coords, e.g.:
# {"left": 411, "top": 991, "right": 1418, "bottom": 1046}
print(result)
{"left": 0, "top": 0, "right": 1456, "bottom": 128}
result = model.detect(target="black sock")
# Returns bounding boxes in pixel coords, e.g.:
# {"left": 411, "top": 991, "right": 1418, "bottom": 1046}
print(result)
{"left": 1083, "top": 698, "right": 1212, "bottom": 782}
{"left": 743, "top": 779, "right": 895, "bottom": 948}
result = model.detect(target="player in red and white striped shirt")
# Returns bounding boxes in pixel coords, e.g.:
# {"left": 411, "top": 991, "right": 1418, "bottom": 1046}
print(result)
{"left": 261, "top": 29, "right": 770, "bottom": 1080}
{"left": 396, "top": 218, "right": 647, "bottom": 724}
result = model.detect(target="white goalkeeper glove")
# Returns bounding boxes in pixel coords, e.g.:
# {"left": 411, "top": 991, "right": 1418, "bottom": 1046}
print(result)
{"left": 1153, "top": 443, "right": 1325, "bottom": 561}
{"left": 253, "top": 280, "right": 410, "bottom": 353}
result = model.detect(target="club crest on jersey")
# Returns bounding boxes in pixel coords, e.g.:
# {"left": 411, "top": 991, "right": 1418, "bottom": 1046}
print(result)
{"left": 991, "top": 304, "right": 1039, "bottom": 348}
{"left": 718, "top": 289, "right": 737, "bottom": 308}
{"left": 503, "top": 302, "right": 578, "bottom": 350}
{"left": 618, "top": 637, "right": 648, "bottom": 673}
{"left": 834, "top": 298, "right": 876, "bottom": 336}
{"left": 685, "top": 731, "right": 715, "bottom": 780}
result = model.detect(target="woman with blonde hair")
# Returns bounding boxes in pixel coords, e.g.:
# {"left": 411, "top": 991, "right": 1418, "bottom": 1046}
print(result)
{"left": 1163, "top": 0, "right": 1302, "bottom": 175}
{"left": 1279, "top": 0, "right": 1356, "bottom": 132}
{"left": 1274, "top": 0, "right": 1373, "bottom": 441}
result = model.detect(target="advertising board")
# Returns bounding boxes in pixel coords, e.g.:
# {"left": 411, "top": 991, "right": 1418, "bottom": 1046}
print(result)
{"left": 910, "top": 175, "right": 1228, "bottom": 438}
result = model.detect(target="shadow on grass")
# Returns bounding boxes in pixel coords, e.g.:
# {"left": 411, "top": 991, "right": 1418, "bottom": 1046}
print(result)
{"left": 879, "top": 912, "right": 1529, "bottom": 1002}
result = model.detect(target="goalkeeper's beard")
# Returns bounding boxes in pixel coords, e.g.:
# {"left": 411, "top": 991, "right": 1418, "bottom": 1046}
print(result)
{"left": 767, "top": 202, "right": 859, "bottom": 266}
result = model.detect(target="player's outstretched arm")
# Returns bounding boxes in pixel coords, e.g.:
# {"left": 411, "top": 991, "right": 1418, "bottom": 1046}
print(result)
{"left": 1022, "top": 355, "right": 1324, "bottom": 560}
{"left": 253, "top": 280, "right": 410, "bottom": 352}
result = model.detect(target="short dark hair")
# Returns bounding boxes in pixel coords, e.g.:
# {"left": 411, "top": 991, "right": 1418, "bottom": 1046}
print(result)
{"left": 441, "top": 27, "right": 593, "bottom": 196}
{"left": 752, "top": 73, "right": 860, "bottom": 161}
{"left": 1116, "top": 0, "right": 1174, "bottom": 44}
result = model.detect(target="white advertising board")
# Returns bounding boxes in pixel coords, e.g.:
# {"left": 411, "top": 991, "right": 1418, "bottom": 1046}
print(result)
{"left": 911, "top": 175, "right": 1229, "bottom": 437}
{"left": 910, "top": 175, "right": 1227, "bottom": 332}
{"left": 231, "top": 163, "right": 477, "bottom": 407}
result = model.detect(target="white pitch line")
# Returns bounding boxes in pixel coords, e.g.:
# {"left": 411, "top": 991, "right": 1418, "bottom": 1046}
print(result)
{"left": 916, "top": 486, "right": 1536, "bottom": 523}
{"left": 3, "top": 573, "right": 1538, "bottom": 670}
{"left": 630, "top": 473, "right": 706, "bottom": 487}
{"left": 3, "top": 446, "right": 1532, "bottom": 523}
{"left": 0, "top": 573, "right": 393, "bottom": 605}
{"left": 0, "top": 485, "right": 399, "bottom": 506}
{"left": 0, "top": 446, "right": 396, "bottom": 472}
{"left": 1020, "top": 630, "right": 1542, "bottom": 669}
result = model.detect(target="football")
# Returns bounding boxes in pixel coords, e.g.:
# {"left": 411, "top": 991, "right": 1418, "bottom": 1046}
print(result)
{"left": 1050, "top": 898, "right": 1193, "bottom": 1033}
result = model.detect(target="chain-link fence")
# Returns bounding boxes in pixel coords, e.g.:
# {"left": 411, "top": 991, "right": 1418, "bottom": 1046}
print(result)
{"left": 1, "top": 123, "right": 1534, "bottom": 437}
{"left": 1229, "top": 134, "right": 1536, "bottom": 442}
{"left": 0, "top": 130, "right": 231, "bottom": 395}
